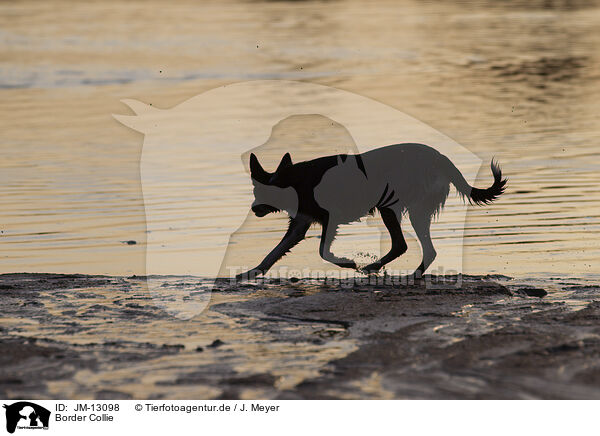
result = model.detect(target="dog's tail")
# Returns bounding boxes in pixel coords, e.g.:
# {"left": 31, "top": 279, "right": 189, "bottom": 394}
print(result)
{"left": 442, "top": 156, "right": 507, "bottom": 205}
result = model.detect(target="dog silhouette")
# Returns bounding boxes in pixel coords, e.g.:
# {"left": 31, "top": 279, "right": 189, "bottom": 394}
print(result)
{"left": 238, "top": 143, "right": 506, "bottom": 280}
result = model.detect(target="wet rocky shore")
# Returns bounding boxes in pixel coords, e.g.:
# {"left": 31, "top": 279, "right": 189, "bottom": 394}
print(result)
{"left": 2, "top": 273, "right": 600, "bottom": 399}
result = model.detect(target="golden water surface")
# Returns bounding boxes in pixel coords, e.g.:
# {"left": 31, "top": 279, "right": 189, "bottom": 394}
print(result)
{"left": 1, "top": 0, "right": 599, "bottom": 279}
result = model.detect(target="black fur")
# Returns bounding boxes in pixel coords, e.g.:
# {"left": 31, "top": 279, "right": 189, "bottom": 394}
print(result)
{"left": 238, "top": 143, "right": 507, "bottom": 280}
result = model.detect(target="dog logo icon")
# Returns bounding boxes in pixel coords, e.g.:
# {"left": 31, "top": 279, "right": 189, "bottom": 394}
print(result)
{"left": 3, "top": 402, "right": 50, "bottom": 434}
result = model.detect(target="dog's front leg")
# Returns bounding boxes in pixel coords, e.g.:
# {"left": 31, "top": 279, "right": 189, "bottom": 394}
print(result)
{"left": 235, "top": 217, "right": 311, "bottom": 281}
{"left": 319, "top": 220, "right": 357, "bottom": 270}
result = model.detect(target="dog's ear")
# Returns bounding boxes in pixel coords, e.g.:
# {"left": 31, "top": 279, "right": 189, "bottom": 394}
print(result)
{"left": 275, "top": 153, "right": 292, "bottom": 173}
{"left": 337, "top": 154, "right": 359, "bottom": 167}
{"left": 337, "top": 154, "right": 353, "bottom": 167}
{"left": 249, "top": 153, "right": 269, "bottom": 183}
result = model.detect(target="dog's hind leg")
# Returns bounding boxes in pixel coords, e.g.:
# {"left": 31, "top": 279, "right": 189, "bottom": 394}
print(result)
{"left": 362, "top": 208, "right": 407, "bottom": 273}
{"left": 236, "top": 217, "right": 311, "bottom": 280}
{"left": 409, "top": 208, "right": 436, "bottom": 278}
{"left": 319, "top": 219, "right": 357, "bottom": 269}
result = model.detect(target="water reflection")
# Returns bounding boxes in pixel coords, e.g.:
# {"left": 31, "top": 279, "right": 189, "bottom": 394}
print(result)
{"left": 0, "top": 0, "right": 598, "bottom": 279}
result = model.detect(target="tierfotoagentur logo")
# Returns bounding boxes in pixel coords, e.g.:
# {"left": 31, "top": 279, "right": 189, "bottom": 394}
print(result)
{"left": 114, "top": 80, "right": 497, "bottom": 318}
{"left": 3, "top": 402, "right": 50, "bottom": 434}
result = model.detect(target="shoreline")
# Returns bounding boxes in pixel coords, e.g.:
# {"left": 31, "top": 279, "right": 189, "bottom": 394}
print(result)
{"left": 1, "top": 273, "right": 600, "bottom": 399}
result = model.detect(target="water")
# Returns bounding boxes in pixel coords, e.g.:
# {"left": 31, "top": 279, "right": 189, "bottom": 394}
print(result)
{"left": 1, "top": 0, "right": 599, "bottom": 279}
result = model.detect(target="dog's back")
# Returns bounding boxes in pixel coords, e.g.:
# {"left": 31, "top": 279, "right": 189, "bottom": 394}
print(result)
{"left": 360, "top": 143, "right": 452, "bottom": 216}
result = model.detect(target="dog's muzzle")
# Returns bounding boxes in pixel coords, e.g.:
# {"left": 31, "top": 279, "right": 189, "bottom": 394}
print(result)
{"left": 252, "top": 204, "right": 279, "bottom": 217}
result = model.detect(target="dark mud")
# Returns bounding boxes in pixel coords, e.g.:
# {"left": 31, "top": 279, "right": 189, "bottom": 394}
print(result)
{"left": 1, "top": 274, "right": 600, "bottom": 399}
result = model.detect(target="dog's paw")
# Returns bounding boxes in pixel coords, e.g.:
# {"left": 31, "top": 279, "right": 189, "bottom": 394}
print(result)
{"left": 235, "top": 269, "right": 262, "bottom": 281}
{"left": 337, "top": 259, "right": 358, "bottom": 270}
{"left": 361, "top": 262, "right": 382, "bottom": 275}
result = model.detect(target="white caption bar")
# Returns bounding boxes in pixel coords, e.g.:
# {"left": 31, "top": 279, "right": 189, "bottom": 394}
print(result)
{"left": 0, "top": 400, "right": 596, "bottom": 435}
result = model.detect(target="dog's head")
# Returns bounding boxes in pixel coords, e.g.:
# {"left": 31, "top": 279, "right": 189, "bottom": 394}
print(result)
{"left": 249, "top": 153, "right": 298, "bottom": 217}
